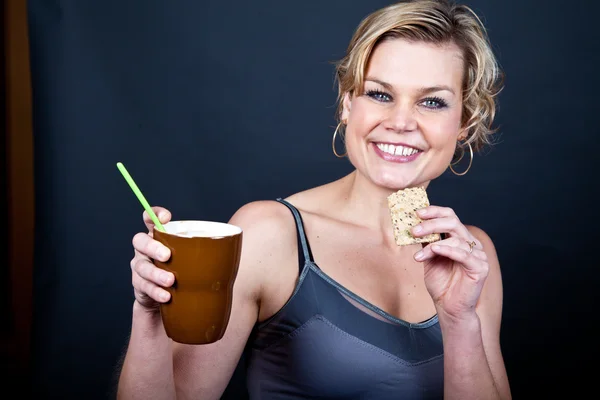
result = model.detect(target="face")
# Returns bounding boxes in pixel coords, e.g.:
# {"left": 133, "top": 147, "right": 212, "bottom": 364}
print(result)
{"left": 341, "top": 39, "right": 465, "bottom": 190}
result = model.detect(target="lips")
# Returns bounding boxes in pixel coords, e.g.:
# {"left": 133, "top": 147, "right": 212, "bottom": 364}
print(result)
{"left": 372, "top": 142, "right": 422, "bottom": 163}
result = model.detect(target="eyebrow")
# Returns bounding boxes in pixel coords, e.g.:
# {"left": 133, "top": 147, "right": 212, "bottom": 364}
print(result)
{"left": 365, "top": 78, "right": 456, "bottom": 96}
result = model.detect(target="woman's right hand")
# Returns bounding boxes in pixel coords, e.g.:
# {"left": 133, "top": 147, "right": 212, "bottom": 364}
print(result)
{"left": 130, "top": 207, "right": 175, "bottom": 311}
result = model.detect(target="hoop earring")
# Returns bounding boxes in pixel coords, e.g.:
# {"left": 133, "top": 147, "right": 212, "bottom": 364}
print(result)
{"left": 449, "top": 141, "right": 473, "bottom": 176}
{"left": 332, "top": 122, "right": 347, "bottom": 158}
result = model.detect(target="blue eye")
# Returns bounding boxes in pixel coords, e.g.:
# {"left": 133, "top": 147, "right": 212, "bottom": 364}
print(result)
{"left": 366, "top": 89, "right": 392, "bottom": 103}
{"left": 421, "top": 97, "right": 448, "bottom": 109}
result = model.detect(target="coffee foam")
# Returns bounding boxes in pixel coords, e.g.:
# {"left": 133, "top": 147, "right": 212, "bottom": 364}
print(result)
{"left": 163, "top": 221, "right": 242, "bottom": 238}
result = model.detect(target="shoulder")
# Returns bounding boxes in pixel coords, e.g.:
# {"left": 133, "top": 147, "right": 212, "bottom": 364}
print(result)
{"left": 224, "top": 200, "right": 299, "bottom": 298}
{"left": 228, "top": 199, "right": 299, "bottom": 250}
{"left": 230, "top": 199, "right": 292, "bottom": 225}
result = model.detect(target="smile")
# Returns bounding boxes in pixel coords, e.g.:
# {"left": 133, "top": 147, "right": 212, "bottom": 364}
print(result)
{"left": 373, "top": 143, "right": 423, "bottom": 163}
{"left": 376, "top": 143, "right": 420, "bottom": 156}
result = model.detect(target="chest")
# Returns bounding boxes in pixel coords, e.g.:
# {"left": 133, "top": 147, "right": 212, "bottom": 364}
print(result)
{"left": 309, "top": 227, "right": 436, "bottom": 324}
{"left": 247, "top": 313, "right": 444, "bottom": 399}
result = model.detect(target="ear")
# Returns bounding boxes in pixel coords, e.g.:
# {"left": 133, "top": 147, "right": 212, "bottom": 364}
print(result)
{"left": 340, "top": 92, "right": 352, "bottom": 122}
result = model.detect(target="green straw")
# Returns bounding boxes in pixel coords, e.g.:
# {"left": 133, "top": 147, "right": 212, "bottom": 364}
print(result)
{"left": 116, "top": 162, "right": 165, "bottom": 232}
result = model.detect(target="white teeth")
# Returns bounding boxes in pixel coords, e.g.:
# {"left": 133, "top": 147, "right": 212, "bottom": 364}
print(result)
{"left": 377, "top": 143, "right": 419, "bottom": 156}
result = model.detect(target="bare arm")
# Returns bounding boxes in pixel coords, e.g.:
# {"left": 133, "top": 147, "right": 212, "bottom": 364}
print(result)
{"left": 438, "top": 226, "right": 511, "bottom": 400}
{"left": 117, "top": 302, "right": 176, "bottom": 399}
{"left": 118, "top": 286, "right": 257, "bottom": 400}
{"left": 117, "top": 201, "right": 288, "bottom": 399}
{"left": 414, "top": 205, "right": 512, "bottom": 400}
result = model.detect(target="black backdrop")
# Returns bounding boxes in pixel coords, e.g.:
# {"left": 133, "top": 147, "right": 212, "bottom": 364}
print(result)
{"left": 27, "top": 0, "right": 598, "bottom": 398}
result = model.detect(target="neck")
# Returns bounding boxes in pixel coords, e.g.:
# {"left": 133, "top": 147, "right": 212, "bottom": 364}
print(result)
{"left": 335, "top": 170, "right": 431, "bottom": 235}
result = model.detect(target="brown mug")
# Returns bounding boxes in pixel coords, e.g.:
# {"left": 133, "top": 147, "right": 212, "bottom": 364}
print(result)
{"left": 152, "top": 220, "right": 243, "bottom": 345}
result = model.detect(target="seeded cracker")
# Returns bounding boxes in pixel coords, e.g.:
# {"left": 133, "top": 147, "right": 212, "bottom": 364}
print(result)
{"left": 387, "top": 187, "right": 441, "bottom": 246}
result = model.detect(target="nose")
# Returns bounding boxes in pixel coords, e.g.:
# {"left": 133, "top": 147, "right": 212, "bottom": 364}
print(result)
{"left": 382, "top": 103, "right": 417, "bottom": 132}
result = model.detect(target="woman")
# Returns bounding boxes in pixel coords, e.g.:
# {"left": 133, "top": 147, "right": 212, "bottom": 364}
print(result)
{"left": 118, "top": 0, "right": 510, "bottom": 398}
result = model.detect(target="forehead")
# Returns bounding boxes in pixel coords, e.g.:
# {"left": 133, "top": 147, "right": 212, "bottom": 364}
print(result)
{"left": 365, "top": 39, "right": 464, "bottom": 89}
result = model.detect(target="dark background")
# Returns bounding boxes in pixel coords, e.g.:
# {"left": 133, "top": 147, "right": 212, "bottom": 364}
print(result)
{"left": 26, "top": 0, "right": 598, "bottom": 399}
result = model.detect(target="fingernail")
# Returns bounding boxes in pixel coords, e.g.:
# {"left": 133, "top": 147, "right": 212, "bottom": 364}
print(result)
{"left": 413, "top": 225, "right": 423, "bottom": 234}
{"left": 418, "top": 208, "right": 427, "bottom": 216}
{"left": 161, "top": 273, "right": 172, "bottom": 285}
{"left": 415, "top": 251, "right": 424, "bottom": 261}
{"left": 432, "top": 245, "right": 440, "bottom": 251}
{"left": 160, "top": 292, "right": 169, "bottom": 301}
{"left": 159, "top": 248, "right": 170, "bottom": 260}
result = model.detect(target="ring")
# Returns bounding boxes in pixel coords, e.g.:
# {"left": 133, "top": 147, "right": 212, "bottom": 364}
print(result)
{"left": 467, "top": 240, "right": 476, "bottom": 253}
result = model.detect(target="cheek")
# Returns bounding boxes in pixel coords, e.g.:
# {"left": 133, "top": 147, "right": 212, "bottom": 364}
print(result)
{"left": 426, "top": 114, "right": 462, "bottom": 149}
{"left": 347, "top": 100, "right": 381, "bottom": 136}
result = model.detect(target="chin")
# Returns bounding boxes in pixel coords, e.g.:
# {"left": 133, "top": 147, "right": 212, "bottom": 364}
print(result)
{"left": 369, "top": 162, "right": 448, "bottom": 192}
{"left": 349, "top": 152, "right": 442, "bottom": 191}
{"left": 370, "top": 172, "right": 424, "bottom": 191}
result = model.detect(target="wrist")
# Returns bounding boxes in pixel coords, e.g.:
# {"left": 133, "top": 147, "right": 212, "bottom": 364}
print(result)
{"left": 133, "top": 299, "right": 162, "bottom": 319}
{"left": 131, "top": 300, "right": 169, "bottom": 341}
{"left": 437, "top": 311, "right": 485, "bottom": 358}
{"left": 436, "top": 308, "right": 481, "bottom": 335}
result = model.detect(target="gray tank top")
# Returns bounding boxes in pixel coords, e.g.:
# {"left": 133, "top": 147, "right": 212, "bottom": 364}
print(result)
{"left": 244, "top": 199, "right": 444, "bottom": 399}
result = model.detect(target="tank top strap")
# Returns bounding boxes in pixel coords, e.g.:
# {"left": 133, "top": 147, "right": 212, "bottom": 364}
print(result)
{"left": 275, "top": 198, "right": 314, "bottom": 268}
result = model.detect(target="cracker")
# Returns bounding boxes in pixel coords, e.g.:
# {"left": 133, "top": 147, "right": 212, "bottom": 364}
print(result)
{"left": 387, "top": 187, "right": 441, "bottom": 246}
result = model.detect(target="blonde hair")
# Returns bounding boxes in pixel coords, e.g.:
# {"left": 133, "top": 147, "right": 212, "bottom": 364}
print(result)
{"left": 334, "top": 0, "right": 504, "bottom": 151}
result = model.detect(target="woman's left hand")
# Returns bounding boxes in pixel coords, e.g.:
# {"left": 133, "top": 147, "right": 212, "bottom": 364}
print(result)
{"left": 412, "top": 205, "right": 489, "bottom": 322}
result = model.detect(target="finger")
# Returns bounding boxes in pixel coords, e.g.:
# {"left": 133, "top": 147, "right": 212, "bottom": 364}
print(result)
{"left": 411, "top": 216, "right": 470, "bottom": 239}
{"left": 414, "top": 237, "right": 485, "bottom": 262}
{"left": 132, "top": 257, "right": 175, "bottom": 287}
{"left": 415, "top": 206, "right": 455, "bottom": 220}
{"left": 416, "top": 245, "right": 487, "bottom": 263}
{"left": 429, "top": 244, "right": 488, "bottom": 274}
{"left": 133, "top": 273, "right": 171, "bottom": 303}
{"left": 143, "top": 207, "right": 172, "bottom": 232}
{"left": 415, "top": 236, "right": 457, "bottom": 261}
{"left": 415, "top": 207, "right": 484, "bottom": 251}
{"left": 447, "top": 236, "right": 484, "bottom": 257}
{"left": 472, "top": 247, "right": 487, "bottom": 261}
{"left": 132, "top": 232, "right": 171, "bottom": 262}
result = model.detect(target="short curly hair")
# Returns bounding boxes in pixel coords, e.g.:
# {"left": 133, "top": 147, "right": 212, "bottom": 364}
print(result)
{"left": 334, "top": 0, "right": 504, "bottom": 152}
